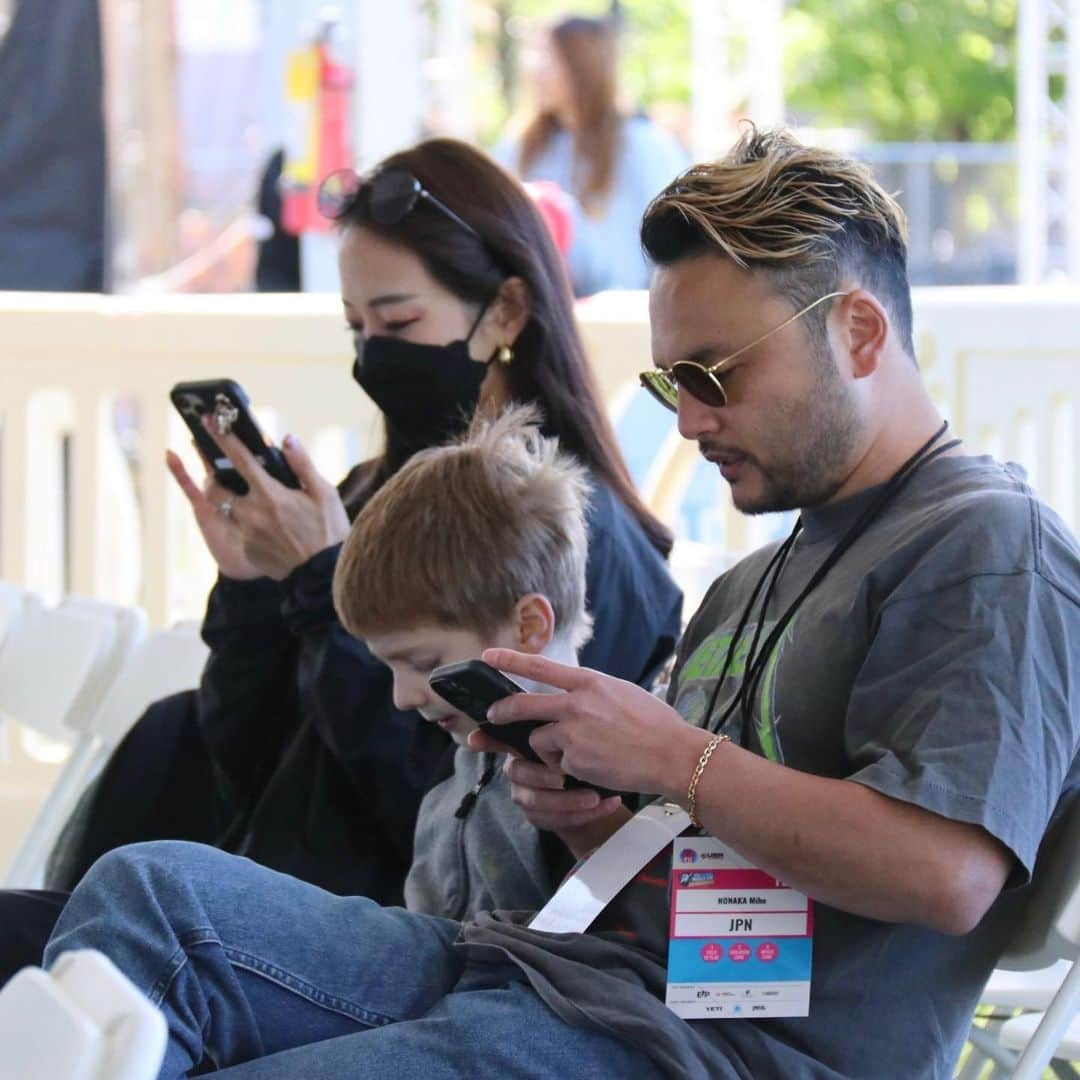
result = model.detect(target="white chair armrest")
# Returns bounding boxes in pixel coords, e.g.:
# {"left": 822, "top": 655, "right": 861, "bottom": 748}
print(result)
{"left": 999, "top": 1009, "right": 1080, "bottom": 1057}
{"left": 0, "top": 950, "right": 166, "bottom": 1080}
{"left": 979, "top": 960, "right": 1072, "bottom": 1010}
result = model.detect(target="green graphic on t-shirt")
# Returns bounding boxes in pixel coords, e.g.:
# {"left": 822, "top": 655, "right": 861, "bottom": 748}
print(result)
{"left": 754, "top": 625, "right": 788, "bottom": 761}
{"left": 675, "top": 618, "right": 798, "bottom": 764}
{"left": 679, "top": 630, "right": 751, "bottom": 683}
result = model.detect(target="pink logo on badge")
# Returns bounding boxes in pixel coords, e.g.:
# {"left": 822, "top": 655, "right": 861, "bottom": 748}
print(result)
{"left": 757, "top": 942, "right": 779, "bottom": 962}
{"left": 728, "top": 943, "right": 751, "bottom": 963}
{"left": 679, "top": 848, "right": 699, "bottom": 864}
{"left": 700, "top": 943, "right": 723, "bottom": 963}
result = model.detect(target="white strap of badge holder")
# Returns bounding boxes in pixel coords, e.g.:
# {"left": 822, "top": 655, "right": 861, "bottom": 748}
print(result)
{"left": 528, "top": 800, "right": 691, "bottom": 935}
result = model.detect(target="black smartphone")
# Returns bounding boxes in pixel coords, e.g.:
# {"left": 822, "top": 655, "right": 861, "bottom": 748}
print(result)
{"left": 428, "top": 660, "right": 614, "bottom": 795}
{"left": 428, "top": 660, "right": 546, "bottom": 762}
{"left": 170, "top": 379, "right": 299, "bottom": 495}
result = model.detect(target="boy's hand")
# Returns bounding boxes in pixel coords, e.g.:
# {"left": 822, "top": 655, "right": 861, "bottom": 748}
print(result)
{"left": 466, "top": 729, "right": 603, "bottom": 829}
{"left": 468, "top": 728, "right": 628, "bottom": 858}
{"left": 503, "top": 756, "right": 629, "bottom": 858}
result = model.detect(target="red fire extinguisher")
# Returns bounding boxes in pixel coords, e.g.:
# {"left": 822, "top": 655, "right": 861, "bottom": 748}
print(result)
{"left": 281, "top": 23, "right": 354, "bottom": 236}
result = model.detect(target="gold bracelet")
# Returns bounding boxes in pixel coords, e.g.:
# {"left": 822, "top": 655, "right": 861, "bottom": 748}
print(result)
{"left": 687, "top": 733, "right": 730, "bottom": 827}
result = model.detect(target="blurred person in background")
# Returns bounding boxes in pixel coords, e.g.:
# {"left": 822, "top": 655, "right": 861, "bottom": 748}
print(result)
{"left": 0, "top": 138, "right": 681, "bottom": 983}
{"left": 497, "top": 13, "right": 688, "bottom": 296}
{"left": 0, "top": 0, "right": 107, "bottom": 290}
{"left": 253, "top": 148, "right": 301, "bottom": 292}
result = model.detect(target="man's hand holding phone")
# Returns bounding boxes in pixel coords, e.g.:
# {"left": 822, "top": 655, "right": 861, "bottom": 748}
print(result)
{"left": 481, "top": 648, "right": 692, "bottom": 798}
{"left": 439, "top": 658, "right": 629, "bottom": 858}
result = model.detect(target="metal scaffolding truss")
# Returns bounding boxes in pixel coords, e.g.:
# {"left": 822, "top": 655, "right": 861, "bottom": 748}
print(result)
{"left": 1017, "top": 0, "right": 1080, "bottom": 281}
{"left": 350, "top": 0, "right": 427, "bottom": 169}
{"left": 348, "top": 0, "right": 474, "bottom": 167}
{"left": 690, "top": 0, "right": 785, "bottom": 160}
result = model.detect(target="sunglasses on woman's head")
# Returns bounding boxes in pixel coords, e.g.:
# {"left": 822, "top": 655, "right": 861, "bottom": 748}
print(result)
{"left": 639, "top": 291, "right": 849, "bottom": 412}
{"left": 317, "top": 167, "right": 482, "bottom": 240}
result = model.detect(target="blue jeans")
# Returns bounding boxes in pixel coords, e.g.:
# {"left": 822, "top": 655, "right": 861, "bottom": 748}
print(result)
{"left": 43, "top": 841, "right": 663, "bottom": 1079}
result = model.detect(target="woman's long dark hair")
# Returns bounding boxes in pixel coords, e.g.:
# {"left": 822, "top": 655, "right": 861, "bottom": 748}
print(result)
{"left": 336, "top": 137, "right": 672, "bottom": 558}
{"left": 518, "top": 16, "right": 621, "bottom": 215}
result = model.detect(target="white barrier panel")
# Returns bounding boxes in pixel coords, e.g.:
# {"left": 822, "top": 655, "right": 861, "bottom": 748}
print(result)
{"left": 1, "top": 287, "right": 1078, "bottom": 625}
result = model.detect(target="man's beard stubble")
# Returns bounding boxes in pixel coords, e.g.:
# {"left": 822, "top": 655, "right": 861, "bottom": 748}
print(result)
{"left": 735, "top": 356, "right": 863, "bottom": 516}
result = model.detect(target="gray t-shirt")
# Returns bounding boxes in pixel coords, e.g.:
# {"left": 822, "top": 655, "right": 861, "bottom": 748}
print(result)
{"left": 459, "top": 455, "right": 1080, "bottom": 1079}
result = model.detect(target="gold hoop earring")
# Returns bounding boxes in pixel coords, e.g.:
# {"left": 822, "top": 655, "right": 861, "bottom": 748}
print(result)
{"left": 496, "top": 344, "right": 514, "bottom": 365}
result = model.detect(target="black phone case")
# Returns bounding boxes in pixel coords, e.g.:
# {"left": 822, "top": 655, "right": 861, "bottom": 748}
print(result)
{"left": 170, "top": 378, "right": 299, "bottom": 495}
{"left": 428, "top": 660, "right": 545, "bottom": 763}
{"left": 428, "top": 660, "right": 615, "bottom": 795}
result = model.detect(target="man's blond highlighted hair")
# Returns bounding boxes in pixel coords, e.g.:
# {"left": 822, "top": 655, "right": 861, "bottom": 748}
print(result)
{"left": 333, "top": 405, "right": 593, "bottom": 649}
{"left": 641, "top": 125, "right": 915, "bottom": 357}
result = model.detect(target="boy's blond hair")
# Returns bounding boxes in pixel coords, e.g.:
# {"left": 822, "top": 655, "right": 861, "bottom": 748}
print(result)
{"left": 333, "top": 405, "right": 593, "bottom": 649}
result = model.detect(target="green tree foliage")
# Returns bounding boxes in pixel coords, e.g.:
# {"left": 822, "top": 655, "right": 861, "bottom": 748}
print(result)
{"left": 478, "top": 0, "right": 690, "bottom": 117}
{"left": 610, "top": 0, "right": 692, "bottom": 107}
{"left": 476, "top": 0, "right": 1019, "bottom": 143}
{"left": 784, "top": 0, "right": 1017, "bottom": 141}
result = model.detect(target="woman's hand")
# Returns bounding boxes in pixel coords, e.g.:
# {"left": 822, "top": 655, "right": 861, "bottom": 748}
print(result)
{"left": 203, "top": 427, "right": 351, "bottom": 581}
{"left": 165, "top": 449, "right": 263, "bottom": 581}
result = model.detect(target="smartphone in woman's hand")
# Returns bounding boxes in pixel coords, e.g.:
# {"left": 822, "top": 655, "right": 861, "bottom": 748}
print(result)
{"left": 170, "top": 378, "right": 299, "bottom": 494}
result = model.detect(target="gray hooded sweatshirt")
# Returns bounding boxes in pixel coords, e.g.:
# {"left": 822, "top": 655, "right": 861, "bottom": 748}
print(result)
{"left": 404, "top": 747, "right": 557, "bottom": 921}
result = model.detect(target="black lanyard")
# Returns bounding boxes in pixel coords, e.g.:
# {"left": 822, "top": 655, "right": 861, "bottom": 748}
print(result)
{"left": 701, "top": 422, "right": 962, "bottom": 748}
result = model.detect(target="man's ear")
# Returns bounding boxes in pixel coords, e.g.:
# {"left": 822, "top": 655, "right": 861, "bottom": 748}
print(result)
{"left": 512, "top": 593, "right": 556, "bottom": 654}
{"left": 835, "top": 289, "right": 888, "bottom": 379}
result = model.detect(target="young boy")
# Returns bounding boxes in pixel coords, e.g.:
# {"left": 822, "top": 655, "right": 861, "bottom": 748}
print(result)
{"left": 331, "top": 403, "right": 619, "bottom": 920}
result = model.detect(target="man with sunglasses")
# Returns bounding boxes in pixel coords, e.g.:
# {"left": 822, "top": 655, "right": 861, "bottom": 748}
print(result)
{"left": 17, "top": 128, "right": 1079, "bottom": 1079}
{"left": 477, "top": 126, "right": 1079, "bottom": 1077}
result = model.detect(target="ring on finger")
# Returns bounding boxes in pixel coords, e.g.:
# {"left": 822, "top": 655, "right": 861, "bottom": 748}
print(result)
{"left": 219, "top": 498, "right": 234, "bottom": 519}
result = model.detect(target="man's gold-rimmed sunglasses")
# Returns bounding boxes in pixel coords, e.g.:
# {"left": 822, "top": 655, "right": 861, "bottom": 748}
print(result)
{"left": 639, "top": 291, "right": 849, "bottom": 412}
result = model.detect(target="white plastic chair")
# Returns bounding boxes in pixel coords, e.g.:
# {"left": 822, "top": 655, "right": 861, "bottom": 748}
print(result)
{"left": 0, "top": 584, "right": 44, "bottom": 762}
{"left": 46, "top": 596, "right": 149, "bottom": 745}
{"left": 1001, "top": 1011, "right": 1080, "bottom": 1072}
{"left": 0, "top": 582, "right": 42, "bottom": 649}
{"left": 0, "top": 596, "right": 145, "bottom": 750}
{"left": 74, "top": 620, "right": 208, "bottom": 756}
{"left": 0, "top": 598, "right": 145, "bottom": 886}
{"left": 990, "top": 794, "right": 1080, "bottom": 1078}
{"left": 0, "top": 950, "right": 166, "bottom": 1080}
{"left": 3, "top": 620, "right": 208, "bottom": 888}
{"left": 959, "top": 963, "right": 1074, "bottom": 1076}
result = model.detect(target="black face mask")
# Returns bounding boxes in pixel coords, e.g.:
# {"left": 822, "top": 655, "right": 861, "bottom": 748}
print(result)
{"left": 352, "top": 335, "right": 493, "bottom": 456}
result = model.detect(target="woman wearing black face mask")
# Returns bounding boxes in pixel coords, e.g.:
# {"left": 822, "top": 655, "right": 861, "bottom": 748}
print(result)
{"left": 3, "top": 141, "right": 681, "bottom": 979}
